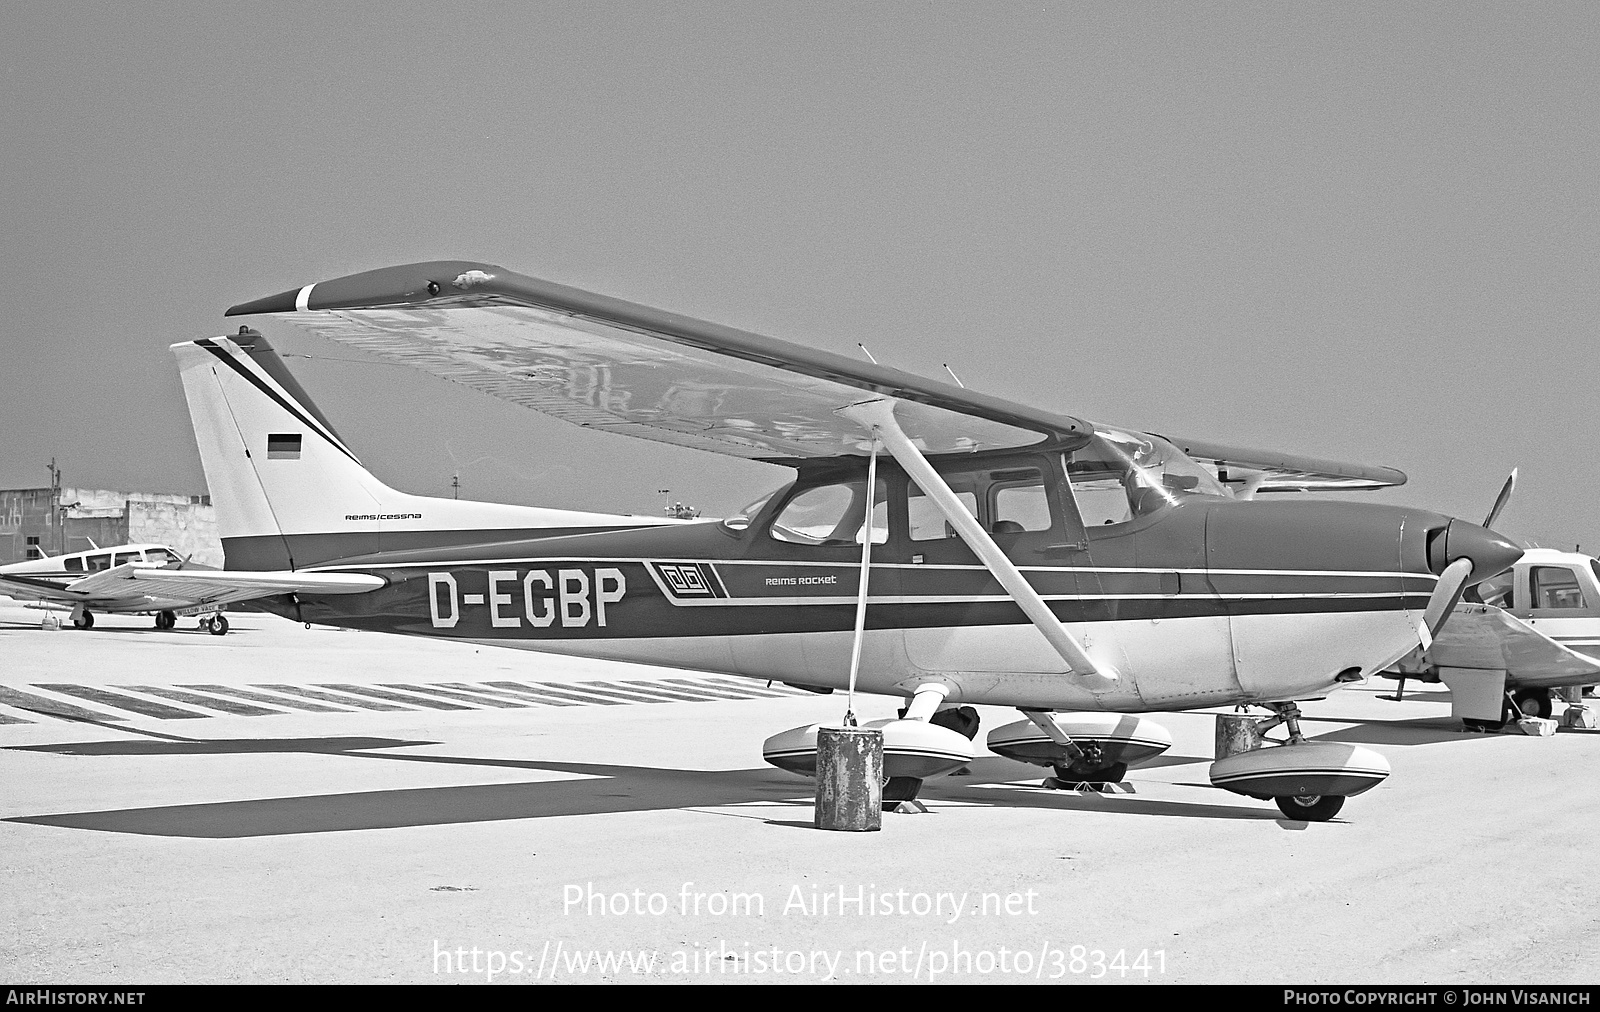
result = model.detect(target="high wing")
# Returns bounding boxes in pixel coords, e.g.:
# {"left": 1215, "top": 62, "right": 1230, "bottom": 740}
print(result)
{"left": 1165, "top": 436, "right": 1406, "bottom": 494}
{"left": 226, "top": 260, "right": 1401, "bottom": 488}
{"left": 227, "top": 262, "right": 1088, "bottom": 460}
{"left": 1417, "top": 603, "right": 1600, "bottom": 688}
{"left": 0, "top": 564, "right": 383, "bottom": 613}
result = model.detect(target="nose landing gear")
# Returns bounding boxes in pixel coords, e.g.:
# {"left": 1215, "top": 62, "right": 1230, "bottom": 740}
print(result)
{"left": 1209, "top": 702, "right": 1390, "bottom": 822}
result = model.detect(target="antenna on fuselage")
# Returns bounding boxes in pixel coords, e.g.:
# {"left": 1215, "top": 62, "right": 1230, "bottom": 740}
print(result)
{"left": 857, "top": 343, "right": 878, "bottom": 365}
{"left": 942, "top": 364, "right": 965, "bottom": 388}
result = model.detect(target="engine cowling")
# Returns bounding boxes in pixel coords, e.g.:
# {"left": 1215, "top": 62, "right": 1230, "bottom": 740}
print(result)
{"left": 985, "top": 713, "right": 1173, "bottom": 769}
{"left": 1208, "top": 741, "right": 1390, "bottom": 800}
{"left": 763, "top": 719, "right": 978, "bottom": 781}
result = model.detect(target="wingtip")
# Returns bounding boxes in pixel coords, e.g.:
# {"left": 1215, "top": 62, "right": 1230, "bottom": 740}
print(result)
{"left": 224, "top": 260, "right": 506, "bottom": 317}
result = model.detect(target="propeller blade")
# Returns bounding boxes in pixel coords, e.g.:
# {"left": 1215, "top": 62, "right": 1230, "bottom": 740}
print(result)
{"left": 1421, "top": 556, "right": 1476, "bottom": 645}
{"left": 1482, "top": 468, "right": 1517, "bottom": 530}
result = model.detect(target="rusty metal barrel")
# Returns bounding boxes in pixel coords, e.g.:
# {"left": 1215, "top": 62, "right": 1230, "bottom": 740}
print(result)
{"left": 1215, "top": 713, "right": 1265, "bottom": 759}
{"left": 815, "top": 726, "right": 883, "bottom": 831}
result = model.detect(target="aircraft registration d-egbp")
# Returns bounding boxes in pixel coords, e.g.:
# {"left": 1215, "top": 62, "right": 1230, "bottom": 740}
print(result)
{"left": 169, "top": 261, "right": 1524, "bottom": 822}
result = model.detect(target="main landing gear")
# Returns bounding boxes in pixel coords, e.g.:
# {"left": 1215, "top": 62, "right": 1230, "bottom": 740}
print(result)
{"left": 70, "top": 606, "right": 94, "bottom": 629}
{"left": 153, "top": 610, "right": 177, "bottom": 630}
{"left": 1462, "top": 688, "right": 1554, "bottom": 731}
{"left": 1208, "top": 702, "right": 1390, "bottom": 823}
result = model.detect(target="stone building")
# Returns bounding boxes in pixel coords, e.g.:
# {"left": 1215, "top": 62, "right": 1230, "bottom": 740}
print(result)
{"left": 0, "top": 487, "right": 222, "bottom": 567}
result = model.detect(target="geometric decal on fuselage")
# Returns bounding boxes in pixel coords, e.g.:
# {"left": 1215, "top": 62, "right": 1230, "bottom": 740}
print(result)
{"left": 645, "top": 561, "right": 728, "bottom": 600}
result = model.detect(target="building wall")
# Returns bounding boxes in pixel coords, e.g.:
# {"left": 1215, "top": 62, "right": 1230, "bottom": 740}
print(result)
{"left": 127, "top": 497, "right": 221, "bottom": 567}
{"left": 0, "top": 486, "right": 220, "bottom": 566}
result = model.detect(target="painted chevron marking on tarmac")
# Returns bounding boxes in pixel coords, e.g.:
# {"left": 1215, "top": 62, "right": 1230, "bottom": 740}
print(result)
{"left": 120, "top": 685, "right": 286, "bottom": 717}
{"left": 0, "top": 685, "right": 126, "bottom": 723}
{"left": 317, "top": 684, "right": 474, "bottom": 710}
{"left": 180, "top": 684, "right": 356, "bottom": 713}
{"left": 34, "top": 684, "right": 208, "bottom": 720}
{"left": 257, "top": 683, "right": 415, "bottom": 711}
{"left": 379, "top": 684, "right": 529, "bottom": 708}
{"left": 0, "top": 677, "right": 815, "bottom": 724}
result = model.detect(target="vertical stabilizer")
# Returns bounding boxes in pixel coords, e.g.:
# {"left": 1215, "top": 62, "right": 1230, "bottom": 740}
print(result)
{"left": 172, "top": 331, "right": 663, "bottom": 570}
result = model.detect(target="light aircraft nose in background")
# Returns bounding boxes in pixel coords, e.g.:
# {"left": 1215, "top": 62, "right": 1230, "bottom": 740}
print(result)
{"left": 170, "top": 261, "right": 1523, "bottom": 821}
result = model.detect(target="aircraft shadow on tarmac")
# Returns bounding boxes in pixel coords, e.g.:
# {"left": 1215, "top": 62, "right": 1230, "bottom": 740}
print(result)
{"left": 4, "top": 737, "right": 1277, "bottom": 838}
{"left": 1301, "top": 715, "right": 1509, "bottom": 746}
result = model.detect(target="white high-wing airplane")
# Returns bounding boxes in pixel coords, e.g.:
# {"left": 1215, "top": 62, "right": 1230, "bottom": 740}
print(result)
{"left": 165, "top": 260, "right": 1527, "bottom": 821}
{"left": 0, "top": 542, "right": 379, "bottom": 634}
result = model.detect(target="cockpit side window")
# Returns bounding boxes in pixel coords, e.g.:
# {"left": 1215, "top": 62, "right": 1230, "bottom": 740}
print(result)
{"left": 1066, "top": 427, "right": 1225, "bottom": 527}
{"left": 64, "top": 556, "right": 85, "bottom": 572}
{"left": 1475, "top": 571, "right": 1513, "bottom": 609}
{"left": 769, "top": 479, "right": 889, "bottom": 546}
{"left": 144, "top": 549, "right": 176, "bottom": 565}
{"left": 1532, "top": 566, "right": 1587, "bottom": 610}
{"left": 86, "top": 554, "right": 112, "bottom": 571}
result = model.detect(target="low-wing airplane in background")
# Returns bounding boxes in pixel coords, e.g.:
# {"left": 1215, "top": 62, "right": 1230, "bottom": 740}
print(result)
{"left": 0, "top": 542, "right": 381, "bottom": 634}
{"left": 169, "top": 260, "right": 1525, "bottom": 821}
{"left": 1383, "top": 544, "right": 1600, "bottom": 728}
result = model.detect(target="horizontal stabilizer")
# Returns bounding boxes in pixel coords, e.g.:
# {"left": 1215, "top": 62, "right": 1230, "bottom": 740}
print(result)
{"left": 126, "top": 568, "right": 386, "bottom": 601}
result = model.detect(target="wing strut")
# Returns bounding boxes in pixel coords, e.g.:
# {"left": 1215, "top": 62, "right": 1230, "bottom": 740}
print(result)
{"left": 837, "top": 398, "right": 1118, "bottom": 691}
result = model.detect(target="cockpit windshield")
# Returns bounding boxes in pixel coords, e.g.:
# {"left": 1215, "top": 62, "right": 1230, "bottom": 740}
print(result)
{"left": 1067, "top": 426, "right": 1227, "bottom": 526}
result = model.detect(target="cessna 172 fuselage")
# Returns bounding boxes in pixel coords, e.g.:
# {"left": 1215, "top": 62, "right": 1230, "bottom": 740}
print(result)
{"left": 171, "top": 260, "right": 1523, "bottom": 820}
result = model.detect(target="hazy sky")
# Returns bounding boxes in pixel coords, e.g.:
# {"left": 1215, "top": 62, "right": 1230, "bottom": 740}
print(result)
{"left": 4, "top": 3, "right": 1597, "bottom": 546}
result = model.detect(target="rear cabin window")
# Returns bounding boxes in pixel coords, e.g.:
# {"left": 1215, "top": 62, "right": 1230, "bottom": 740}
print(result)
{"left": 770, "top": 479, "right": 888, "bottom": 546}
{"left": 909, "top": 485, "right": 978, "bottom": 542}
{"left": 86, "top": 554, "right": 112, "bottom": 572}
{"left": 1532, "top": 566, "right": 1587, "bottom": 610}
{"left": 910, "top": 465, "right": 1059, "bottom": 540}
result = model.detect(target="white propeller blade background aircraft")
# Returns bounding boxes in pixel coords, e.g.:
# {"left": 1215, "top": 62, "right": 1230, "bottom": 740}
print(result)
{"left": 170, "top": 260, "right": 1524, "bottom": 822}
{"left": 1384, "top": 544, "right": 1600, "bottom": 727}
{"left": 0, "top": 542, "right": 375, "bottom": 633}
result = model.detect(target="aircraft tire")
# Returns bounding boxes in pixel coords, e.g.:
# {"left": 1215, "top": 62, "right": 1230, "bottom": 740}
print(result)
{"left": 1050, "top": 761, "right": 1128, "bottom": 789}
{"left": 1512, "top": 689, "right": 1552, "bottom": 720}
{"left": 73, "top": 611, "right": 94, "bottom": 630}
{"left": 881, "top": 776, "right": 923, "bottom": 808}
{"left": 1275, "top": 794, "right": 1345, "bottom": 822}
{"left": 209, "top": 614, "right": 229, "bottom": 636}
